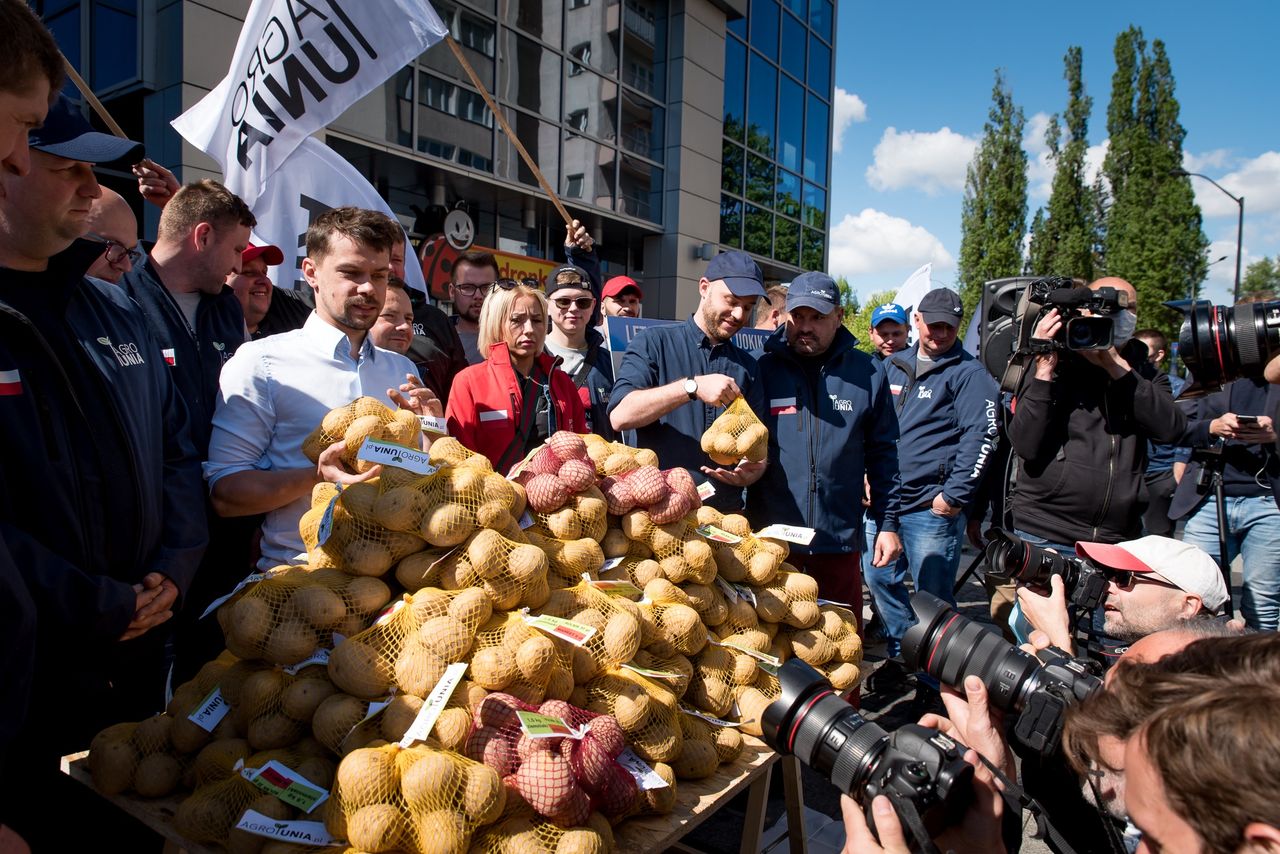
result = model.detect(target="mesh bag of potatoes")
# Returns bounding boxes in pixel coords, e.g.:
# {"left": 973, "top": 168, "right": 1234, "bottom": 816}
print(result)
{"left": 748, "top": 568, "right": 821, "bottom": 629}
{"left": 471, "top": 807, "right": 617, "bottom": 854}
{"left": 636, "top": 579, "right": 712, "bottom": 658}
{"left": 326, "top": 742, "right": 505, "bottom": 853}
{"left": 532, "top": 486, "right": 608, "bottom": 543}
{"left": 683, "top": 641, "right": 772, "bottom": 719}
{"left": 218, "top": 566, "right": 393, "bottom": 665}
{"left": 532, "top": 583, "right": 646, "bottom": 684}
{"left": 301, "top": 396, "right": 422, "bottom": 470}
{"left": 396, "top": 528, "right": 551, "bottom": 612}
{"left": 525, "top": 529, "right": 606, "bottom": 588}
{"left": 582, "top": 433, "right": 658, "bottom": 478}
{"left": 780, "top": 603, "right": 863, "bottom": 690}
{"left": 464, "top": 693, "right": 640, "bottom": 825}
{"left": 512, "top": 431, "right": 599, "bottom": 513}
{"left": 160, "top": 654, "right": 254, "bottom": 757}
{"left": 227, "top": 664, "right": 341, "bottom": 752}
{"left": 582, "top": 667, "right": 683, "bottom": 765}
{"left": 331, "top": 670, "right": 487, "bottom": 757}
{"left": 299, "top": 481, "right": 427, "bottom": 575}
{"left": 731, "top": 664, "right": 783, "bottom": 737}
{"left": 467, "top": 611, "right": 575, "bottom": 706}
{"left": 692, "top": 507, "right": 787, "bottom": 585}
{"left": 327, "top": 588, "right": 492, "bottom": 700}
{"left": 375, "top": 462, "right": 524, "bottom": 550}
{"left": 597, "top": 464, "right": 701, "bottom": 521}
{"left": 89, "top": 714, "right": 193, "bottom": 799}
{"left": 619, "top": 511, "right": 715, "bottom": 585}
{"left": 672, "top": 711, "right": 744, "bottom": 780}
{"left": 699, "top": 396, "right": 768, "bottom": 466}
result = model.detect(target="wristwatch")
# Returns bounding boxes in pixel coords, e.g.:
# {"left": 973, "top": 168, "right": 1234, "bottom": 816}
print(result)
{"left": 683, "top": 377, "right": 698, "bottom": 400}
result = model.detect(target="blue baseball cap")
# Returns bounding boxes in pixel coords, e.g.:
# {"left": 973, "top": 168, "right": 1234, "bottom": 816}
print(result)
{"left": 29, "top": 96, "right": 144, "bottom": 166}
{"left": 786, "top": 271, "right": 840, "bottom": 314}
{"left": 705, "top": 250, "right": 766, "bottom": 298}
{"left": 871, "top": 302, "right": 909, "bottom": 327}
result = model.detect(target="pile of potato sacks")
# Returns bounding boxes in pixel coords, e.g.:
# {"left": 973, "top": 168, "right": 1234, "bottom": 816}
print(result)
{"left": 87, "top": 398, "right": 861, "bottom": 854}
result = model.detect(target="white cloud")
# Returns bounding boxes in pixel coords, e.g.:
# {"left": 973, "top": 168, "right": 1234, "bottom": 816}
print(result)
{"left": 865, "top": 127, "right": 977, "bottom": 195}
{"left": 1024, "top": 112, "right": 1108, "bottom": 200}
{"left": 831, "top": 88, "right": 867, "bottom": 155}
{"left": 1190, "top": 151, "right": 1280, "bottom": 218}
{"left": 828, "top": 208, "right": 954, "bottom": 278}
{"left": 1183, "top": 148, "right": 1233, "bottom": 174}
{"left": 1084, "top": 139, "right": 1109, "bottom": 186}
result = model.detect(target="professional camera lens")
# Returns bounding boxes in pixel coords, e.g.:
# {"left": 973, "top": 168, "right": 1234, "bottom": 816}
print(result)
{"left": 1064, "top": 315, "right": 1113, "bottom": 350}
{"left": 1168, "top": 298, "right": 1280, "bottom": 398}
{"left": 983, "top": 529, "right": 1075, "bottom": 588}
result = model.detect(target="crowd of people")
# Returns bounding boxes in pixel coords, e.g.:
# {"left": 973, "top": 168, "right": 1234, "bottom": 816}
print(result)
{"left": 2, "top": 2, "right": 1279, "bottom": 852}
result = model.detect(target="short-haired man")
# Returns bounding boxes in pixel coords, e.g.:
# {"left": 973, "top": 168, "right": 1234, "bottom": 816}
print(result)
{"left": 868, "top": 302, "right": 909, "bottom": 361}
{"left": 229, "top": 243, "right": 284, "bottom": 339}
{"left": 370, "top": 277, "right": 416, "bottom": 356}
{"left": 122, "top": 179, "right": 254, "bottom": 451}
{"left": 754, "top": 283, "right": 788, "bottom": 330}
{"left": 609, "top": 250, "right": 769, "bottom": 509}
{"left": 601, "top": 275, "right": 642, "bottom": 317}
{"left": 84, "top": 188, "right": 140, "bottom": 283}
{"left": 206, "top": 207, "right": 437, "bottom": 569}
{"left": 451, "top": 249, "right": 500, "bottom": 364}
{"left": 746, "top": 272, "right": 902, "bottom": 608}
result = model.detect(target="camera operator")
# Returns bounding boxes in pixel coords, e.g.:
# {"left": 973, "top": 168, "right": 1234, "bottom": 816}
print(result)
{"left": 1168, "top": 376, "right": 1280, "bottom": 630}
{"left": 1008, "top": 277, "right": 1185, "bottom": 551}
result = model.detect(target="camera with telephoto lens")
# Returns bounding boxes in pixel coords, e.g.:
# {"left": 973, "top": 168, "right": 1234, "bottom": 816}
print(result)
{"left": 761, "top": 659, "right": 974, "bottom": 849}
{"left": 981, "top": 528, "right": 1110, "bottom": 615}
{"left": 1164, "top": 298, "right": 1280, "bottom": 399}
{"left": 902, "top": 592, "right": 1102, "bottom": 755}
{"left": 999, "top": 276, "right": 1131, "bottom": 393}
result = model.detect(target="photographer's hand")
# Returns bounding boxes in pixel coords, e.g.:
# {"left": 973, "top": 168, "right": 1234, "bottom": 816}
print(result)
{"left": 1032, "top": 309, "right": 1061, "bottom": 380}
{"left": 1015, "top": 575, "right": 1075, "bottom": 655}
{"left": 1079, "top": 345, "right": 1132, "bottom": 379}
{"left": 919, "top": 676, "right": 1016, "bottom": 781}
{"left": 1211, "top": 413, "right": 1277, "bottom": 444}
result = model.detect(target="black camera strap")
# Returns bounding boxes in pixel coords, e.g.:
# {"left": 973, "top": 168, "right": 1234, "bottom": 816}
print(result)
{"left": 971, "top": 755, "right": 1095, "bottom": 854}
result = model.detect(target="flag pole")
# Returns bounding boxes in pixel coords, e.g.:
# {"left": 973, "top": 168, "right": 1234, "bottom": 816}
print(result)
{"left": 444, "top": 36, "right": 575, "bottom": 229}
{"left": 59, "top": 54, "right": 129, "bottom": 139}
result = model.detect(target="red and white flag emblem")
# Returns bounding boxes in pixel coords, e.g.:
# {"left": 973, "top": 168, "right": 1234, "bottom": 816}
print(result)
{"left": 769, "top": 397, "right": 797, "bottom": 416}
{"left": 0, "top": 369, "right": 21, "bottom": 396}
{"left": 162, "top": 348, "right": 176, "bottom": 366}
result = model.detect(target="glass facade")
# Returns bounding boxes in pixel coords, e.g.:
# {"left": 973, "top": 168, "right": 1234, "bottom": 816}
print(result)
{"left": 41, "top": 0, "right": 140, "bottom": 94}
{"left": 721, "top": 0, "right": 832, "bottom": 273}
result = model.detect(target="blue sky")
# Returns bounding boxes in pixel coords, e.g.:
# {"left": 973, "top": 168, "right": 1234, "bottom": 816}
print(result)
{"left": 828, "top": 0, "right": 1280, "bottom": 306}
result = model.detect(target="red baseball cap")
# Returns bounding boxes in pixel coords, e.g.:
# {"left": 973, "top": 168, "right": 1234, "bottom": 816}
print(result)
{"left": 242, "top": 243, "right": 284, "bottom": 266}
{"left": 1076, "top": 536, "right": 1229, "bottom": 613}
{"left": 602, "top": 275, "right": 642, "bottom": 300}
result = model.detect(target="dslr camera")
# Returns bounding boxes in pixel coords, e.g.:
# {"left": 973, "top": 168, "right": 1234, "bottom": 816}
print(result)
{"left": 1165, "top": 298, "right": 1280, "bottom": 398}
{"left": 902, "top": 592, "right": 1101, "bottom": 755}
{"left": 981, "top": 528, "right": 1110, "bottom": 615}
{"left": 1000, "top": 276, "right": 1130, "bottom": 393}
{"left": 762, "top": 659, "right": 974, "bottom": 850}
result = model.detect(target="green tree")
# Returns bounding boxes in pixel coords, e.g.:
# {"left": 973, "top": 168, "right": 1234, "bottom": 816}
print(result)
{"left": 835, "top": 275, "right": 860, "bottom": 315}
{"left": 847, "top": 290, "right": 898, "bottom": 352}
{"left": 1102, "top": 28, "right": 1208, "bottom": 338}
{"left": 1240, "top": 257, "right": 1280, "bottom": 302}
{"left": 1026, "top": 47, "right": 1097, "bottom": 281}
{"left": 958, "top": 71, "right": 1028, "bottom": 322}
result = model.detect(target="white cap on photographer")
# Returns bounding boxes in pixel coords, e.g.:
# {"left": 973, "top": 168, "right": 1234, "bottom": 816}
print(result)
{"left": 1076, "top": 536, "right": 1229, "bottom": 613}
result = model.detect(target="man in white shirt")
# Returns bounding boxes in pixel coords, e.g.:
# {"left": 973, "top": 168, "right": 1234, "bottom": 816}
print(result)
{"left": 205, "top": 207, "right": 438, "bottom": 568}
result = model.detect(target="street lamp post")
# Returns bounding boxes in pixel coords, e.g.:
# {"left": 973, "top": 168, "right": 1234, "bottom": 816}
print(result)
{"left": 1173, "top": 168, "right": 1245, "bottom": 302}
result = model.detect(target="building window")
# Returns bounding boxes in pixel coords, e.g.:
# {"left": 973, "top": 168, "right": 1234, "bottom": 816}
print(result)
{"left": 460, "top": 17, "right": 495, "bottom": 56}
{"left": 570, "top": 0, "right": 590, "bottom": 7}
{"left": 566, "top": 174, "right": 585, "bottom": 198}
{"left": 459, "top": 89, "right": 493, "bottom": 127}
{"left": 567, "top": 109, "right": 590, "bottom": 132}
{"left": 568, "top": 42, "right": 590, "bottom": 75}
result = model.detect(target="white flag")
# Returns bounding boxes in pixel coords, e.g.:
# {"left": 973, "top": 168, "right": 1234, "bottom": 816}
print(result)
{"left": 249, "top": 137, "right": 428, "bottom": 294}
{"left": 172, "top": 0, "right": 446, "bottom": 202}
{"left": 961, "top": 306, "right": 981, "bottom": 356}
{"left": 894, "top": 262, "right": 933, "bottom": 344}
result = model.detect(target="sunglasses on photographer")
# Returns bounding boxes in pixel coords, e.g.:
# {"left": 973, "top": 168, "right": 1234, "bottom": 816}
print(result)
{"left": 552, "top": 296, "right": 595, "bottom": 311}
{"left": 1104, "top": 569, "right": 1181, "bottom": 591}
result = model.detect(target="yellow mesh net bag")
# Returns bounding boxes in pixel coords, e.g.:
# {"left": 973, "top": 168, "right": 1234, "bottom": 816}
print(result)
{"left": 526, "top": 530, "right": 605, "bottom": 587}
{"left": 693, "top": 507, "right": 787, "bottom": 585}
{"left": 583, "top": 667, "right": 683, "bottom": 764}
{"left": 231, "top": 664, "right": 338, "bottom": 752}
{"left": 619, "top": 511, "right": 715, "bottom": 585}
{"left": 684, "top": 640, "right": 773, "bottom": 719}
{"left": 583, "top": 434, "right": 658, "bottom": 478}
{"left": 637, "top": 578, "right": 710, "bottom": 658}
{"left": 299, "top": 481, "right": 427, "bottom": 576}
{"left": 779, "top": 603, "right": 863, "bottom": 690}
{"left": 88, "top": 714, "right": 192, "bottom": 799}
{"left": 467, "top": 611, "right": 574, "bottom": 706}
{"left": 749, "top": 568, "right": 821, "bottom": 629}
{"left": 732, "top": 666, "right": 782, "bottom": 737}
{"left": 162, "top": 654, "right": 246, "bottom": 755}
{"left": 532, "top": 487, "right": 608, "bottom": 543}
{"left": 301, "top": 396, "right": 422, "bottom": 470}
{"left": 412, "top": 529, "right": 552, "bottom": 612}
{"left": 532, "top": 582, "right": 646, "bottom": 685}
{"left": 471, "top": 808, "right": 617, "bottom": 854}
{"left": 700, "top": 395, "right": 768, "bottom": 465}
{"left": 326, "top": 743, "right": 506, "bottom": 853}
{"left": 374, "top": 464, "right": 521, "bottom": 551}
{"left": 185, "top": 737, "right": 251, "bottom": 791}
{"left": 217, "top": 566, "right": 394, "bottom": 665}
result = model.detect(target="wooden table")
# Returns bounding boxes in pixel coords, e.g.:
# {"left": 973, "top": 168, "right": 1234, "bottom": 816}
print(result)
{"left": 63, "top": 739, "right": 807, "bottom": 854}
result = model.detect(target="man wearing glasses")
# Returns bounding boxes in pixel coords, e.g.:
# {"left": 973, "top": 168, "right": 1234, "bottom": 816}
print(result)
{"left": 449, "top": 249, "right": 502, "bottom": 364}
{"left": 84, "top": 188, "right": 140, "bottom": 283}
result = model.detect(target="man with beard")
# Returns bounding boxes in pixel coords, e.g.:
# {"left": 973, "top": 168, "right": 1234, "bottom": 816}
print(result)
{"left": 450, "top": 249, "right": 500, "bottom": 364}
{"left": 205, "top": 208, "right": 436, "bottom": 569}
{"left": 609, "top": 250, "right": 768, "bottom": 510}
{"left": 601, "top": 275, "right": 642, "bottom": 317}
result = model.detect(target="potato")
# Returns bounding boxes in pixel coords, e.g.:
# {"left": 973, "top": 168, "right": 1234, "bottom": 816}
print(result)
{"left": 395, "top": 641, "right": 448, "bottom": 697}
{"left": 433, "top": 707, "right": 472, "bottom": 752}
{"left": 602, "top": 612, "right": 641, "bottom": 664}
{"left": 713, "top": 726, "right": 743, "bottom": 764}
{"left": 786, "top": 600, "right": 821, "bottom": 629}
{"left": 790, "top": 629, "right": 837, "bottom": 665}
{"left": 470, "top": 647, "right": 517, "bottom": 690}
{"left": 672, "top": 738, "right": 718, "bottom": 779}
{"left": 545, "top": 665, "right": 575, "bottom": 701}
{"left": 461, "top": 763, "right": 505, "bottom": 824}
{"left": 248, "top": 712, "right": 306, "bottom": 750}
{"left": 400, "top": 749, "right": 458, "bottom": 808}
{"left": 658, "top": 604, "right": 706, "bottom": 655}
{"left": 335, "top": 747, "right": 401, "bottom": 810}
{"left": 328, "top": 638, "right": 394, "bottom": 698}
{"left": 447, "top": 587, "right": 493, "bottom": 630}
{"left": 89, "top": 739, "right": 139, "bottom": 795}
{"left": 373, "top": 487, "right": 431, "bottom": 532}
{"left": 347, "top": 803, "right": 408, "bottom": 852}
{"left": 421, "top": 503, "right": 474, "bottom": 547}
{"left": 507, "top": 544, "right": 547, "bottom": 584}
{"left": 379, "top": 694, "right": 424, "bottom": 741}
{"left": 227, "top": 596, "right": 273, "bottom": 652}
{"left": 631, "top": 719, "right": 681, "bottom": 763}
{"left": 826, "top": 662, "right": 862, "bottom": 690}
{"left": 516, "top": 636, "right": 557, "bottom": 685}
{"left": 263, "top": 620, "right": 319, "bottom": 665}
{"left": 342, "top": 415, "right": 385, "bottom": 460}
{"left": 735, "top": 687, "right": 772, "bottom": 737}
{"left": 345, "top": 576, "right": 393, "bottom": 614}
{"left": 413, "top": 809, "right": 465, "bottom": 854}
{"left": 754, "top": 586, "right": 790, "bottom": 623}
{"left": 420, "top": 615, "right": 474, "bottom": 661}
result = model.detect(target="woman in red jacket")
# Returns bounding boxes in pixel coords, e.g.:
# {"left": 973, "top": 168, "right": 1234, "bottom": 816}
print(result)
{"left": 445, "top": 280, "right": 587, "bottom": 473}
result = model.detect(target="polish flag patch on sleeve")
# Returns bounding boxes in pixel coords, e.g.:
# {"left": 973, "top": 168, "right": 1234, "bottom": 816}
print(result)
{"left": 890, "top": 384, "right": 904, "bottom": 396}
{"left": 769, "top": 397, "right": 797, "bottom": 415}
{"left": 162, "top": 348, "right": 176, "bottom": 366}
{"left": 0, "top": 369, "right": 22, "bottom": 396}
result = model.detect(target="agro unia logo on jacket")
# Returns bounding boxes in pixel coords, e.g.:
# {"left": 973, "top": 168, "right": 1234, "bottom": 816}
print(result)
{"left": 96, "top": 336, "right": 145, "bottom": 367}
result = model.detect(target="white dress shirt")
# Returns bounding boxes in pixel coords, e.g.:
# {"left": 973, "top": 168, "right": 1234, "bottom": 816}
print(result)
{"left": 204, "top": 312, "right": 419, "bottom": 568}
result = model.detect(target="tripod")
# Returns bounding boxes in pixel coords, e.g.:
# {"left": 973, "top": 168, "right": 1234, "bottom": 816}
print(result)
{"left": 1191, "top": 443, "right": 1236, "bottom": 619}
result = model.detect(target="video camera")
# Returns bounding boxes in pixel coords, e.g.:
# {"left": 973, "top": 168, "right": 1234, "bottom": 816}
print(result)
{"left": 981, "top": 528, "right": 1110, "bottom": 615}
{"left": 1000, "top": 276, "right": 1130, "bottom": 393}
{"left": 902, "top": 592, "right": 1102, "bottom": 756}
{"left": 1165, "top": 298, "right": 1280, "bottom": 398}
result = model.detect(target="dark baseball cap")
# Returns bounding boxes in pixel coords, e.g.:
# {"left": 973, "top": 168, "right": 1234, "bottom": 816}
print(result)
{"left": 705, "top": 250, "right": 766, "bottom": 298}
{"left": 870, "top": 303, "right": 908, "bottom": 327}
{"left": 29, "top": 96, "right": 144, "bottom": 167}
{"left": 242, "top": 244, "right": 284, "bottom": 266}
{"left": 545, "top": 264, "right": 594, "bottom": 298}
{"left": 786, "top": 271, "right": 840, "bottom": 314}
{"left": 602, "top": 275, "right": 642, "bottom": 300}
{"left": 917, "top": 288, "right": 964, "bottom": 327}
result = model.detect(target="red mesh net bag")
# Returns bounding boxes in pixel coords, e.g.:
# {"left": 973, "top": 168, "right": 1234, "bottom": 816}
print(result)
{"left": 699, "top": 395, "right": 768, "bottom": 465}
{"left": 598, "top": 465, "right": 702, "bottom": 522}
{"left": 511, "top": 432, "right": 599, "bottom": 515}
{"left": 298, "top": 481, "right": 427, "bottom": 575}
{"left": 301, "top": 396, "right": 422, "bottom": 470}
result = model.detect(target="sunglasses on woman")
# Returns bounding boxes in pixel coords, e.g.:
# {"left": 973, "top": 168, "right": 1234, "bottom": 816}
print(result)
{"left": 1104, "top": 569, "right": 1181, "bottom": 591}
{"left": 552, "top": 296, "right": 595, "bottom": 311}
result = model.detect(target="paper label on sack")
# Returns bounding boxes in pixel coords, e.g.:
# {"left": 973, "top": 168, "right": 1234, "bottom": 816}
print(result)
{"left": 680, "top": 705, "right": 748, "bottom": 728}
{"left": 715, "top": 639, "right": 781, "bottom": 667}
{"left": 242, "top": 760, "right": 329, "bottom": 813}
{"left": 585, "top": 576, "right": 642, "bottom": 598}
{"left": 816, "top": 598, "right": 853, "bottom": 609}
{"left": 621, "top": 663, "right": 684, "bottom": 681}
{"left": 347, "top": 695, "right": 395, "bottom": 739}
{"left": 516, "top": 711, "right": 586, "bottom": 739}
{"left": 200, "top": 570, "right": 269, "bottom": 619}
{"left": 374, "top": 598, "right": 407, "bottom": 626}
{"left": 418, "top": 415, "right": 449, "bottom": 436}
{"left": 696, "top": 481, "right": 716, "bottom": 500}
{"left": 234, "top": 810, "right": 340, "bottom": 846}
{"left": 525, "top": 613, "right": 598, "bottom": 645}
{"left": 399, "top": 663, "right": 468, "bottom": 747}
{"left": 756, "top": 524, "right": 816, "bottom": 545}
{"left": 731, "top": 582, "right": 757, "bottom": 607}
{"left": 189, "top": 686, "right": 230, "bottom": 732}
{"left": 617, "top": 748, "right": 670, "bottom": 790}
{"left": 600, "top": 556, "right": 626, "bottom": 572}
{"left": 357, "top": 438, "right": 436, "bottom": 476}
{"left": 696, "top": 524, "right": 742, "bottom": 544}
{"left": 316, "top": 484, "right": 343, "bottom": 546}
{"left": 519, "top": 511, "right": 536, "bottom": 529}
{"left": 507, "top": 446, "right": 541, "bottom": 480}
{"left": 715, "top": 576, "right": 740, "bottom": 602}
{"left": 283, "top": 647, "right": 331, "bottom": 675}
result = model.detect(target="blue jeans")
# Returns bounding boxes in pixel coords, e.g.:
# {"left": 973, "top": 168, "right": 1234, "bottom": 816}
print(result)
{"left": 864, "top": 508, "right": 965, "bottom": 657}
{"left": 1181, "top": 495, "right": 1280, "bottom": 631}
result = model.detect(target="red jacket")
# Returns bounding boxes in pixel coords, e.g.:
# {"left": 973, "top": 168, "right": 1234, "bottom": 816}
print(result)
{"left": 446, "top": 343, "right": 587, "bottom": 473}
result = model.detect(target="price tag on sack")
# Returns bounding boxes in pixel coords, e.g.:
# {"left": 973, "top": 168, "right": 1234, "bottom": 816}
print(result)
{"left": 519, "top": 511, "right": 536, "bottom": 529}
{"left": 200, "top": 570, "right": 269, "bottom": 619}
{"left": 241, "top": 760, "right": 330, "bottom": 813}
{"left": 585, "top": 575, "right": 642, "bottom": 598}
{"left": 524, "top": 613, "right": 598, "bottom": 646}
{"left": 617, "top": 747, "right": 670, "bottom": 790}
{"left": 696, "top": 524, "right": 741, "bottom": 544}
{"left": 816, "top": 598, "right": 853, "bottom": 608}
{"left": 755, "top": 524, "right": 816, "bottom": 545}
{"left": 621, "top": 662, "right": 685, "bottom": 681}
{"left": 345, "top": 693, "right": 396, "bottom": 743}
{"left": 696, "top": 481, "right": 716, "bottom": 501}
{"left": 374, "top": 598, "right": 407, "bottom": 626}
{"left": 601, "top": 556, "right": 626, "bottom": 572}
{"left": 188, "top": 686, "right": 230, "bottom": 732}
{"left": 715, "top": 576, "right": 740, "bottom": 602}
{"left": 234, "top": 810, "right": 340, "bottom": 846}
{"left": 357, "top": 438, "right": 437, "bottom": 476}
{"left": 680, "top": 705, "right": 748, "bottom": 728}
{"left": 399, "top": 663, "right": 468, "bottom": 747}
{"left": 316, "top": 484, "right": 343, "bottom": 546}
{"left": 507, "top": 446, "right": 541, "bottom": 480}
{"left": 418, "top": 414, "right": 449, "bottom": 437}
{"left": 283, "top": 647, "right": 332, "bottom": 675}
{"left": 516, "top": 711, "right": 587, "bottom": 739}
{"left": 715, "top": 639, "right": 781, "bottom": 668}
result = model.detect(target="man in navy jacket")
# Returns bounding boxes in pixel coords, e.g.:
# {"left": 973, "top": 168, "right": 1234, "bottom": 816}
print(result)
{"left": 746, "top": 273, "right": 902, "bottom": 610}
